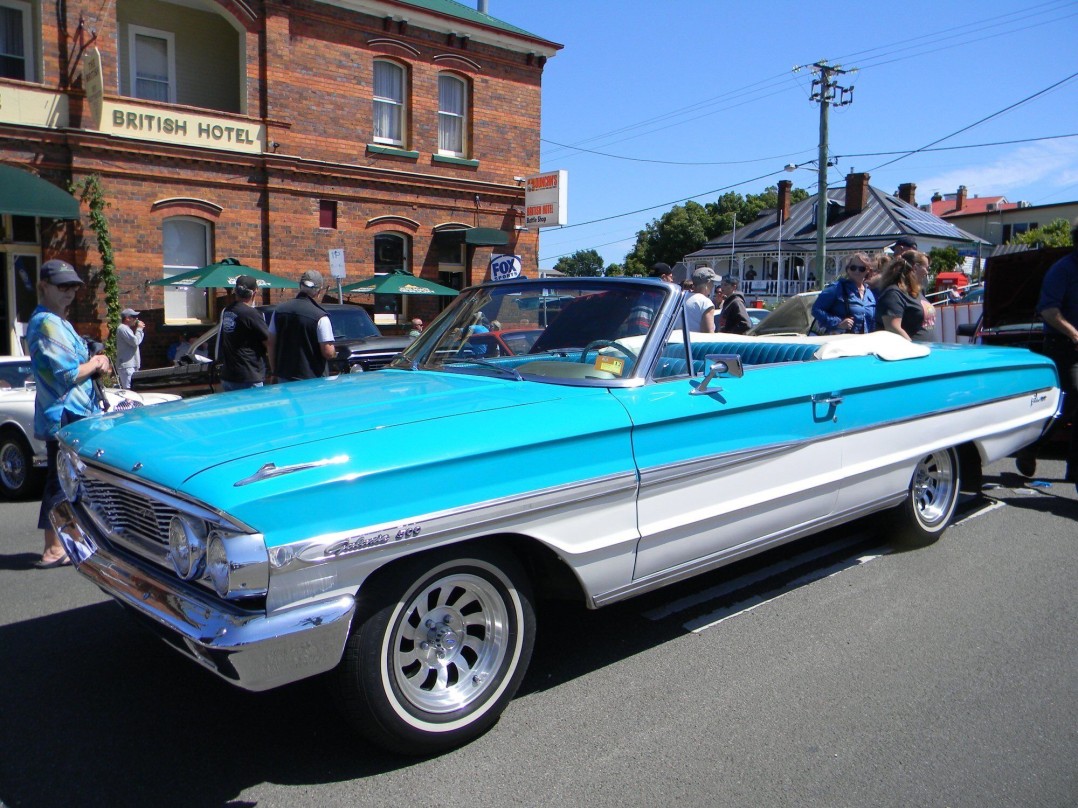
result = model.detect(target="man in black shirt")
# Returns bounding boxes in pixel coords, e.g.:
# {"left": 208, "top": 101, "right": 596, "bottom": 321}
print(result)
{"left": 268, "top": 269, "right": 336, "bottom": 381}
{"left": 218, "top": 274, "right": 270, "bottom": 390}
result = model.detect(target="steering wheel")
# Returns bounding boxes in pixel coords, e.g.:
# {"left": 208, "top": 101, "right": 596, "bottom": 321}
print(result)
{"left": 579, "top": 340, "right": 638, "bottom": 364}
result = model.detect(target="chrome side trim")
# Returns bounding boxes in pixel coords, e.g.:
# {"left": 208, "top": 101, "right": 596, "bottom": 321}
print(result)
{"left": 51, "top": 499, "right": 354, "bottom": 692}
{"left": 591, "top": 491, "right": 905, "bottom": 607}
{"left": 635, "top": 385, "right": 1059, "bottom": 489}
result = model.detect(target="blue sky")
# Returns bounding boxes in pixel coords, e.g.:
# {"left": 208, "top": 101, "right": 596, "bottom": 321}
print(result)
{"left": 502, "top": 0, "right": 1078, "bottom": 270}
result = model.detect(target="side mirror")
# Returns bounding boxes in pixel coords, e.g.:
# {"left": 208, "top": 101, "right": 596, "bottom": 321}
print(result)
{"left": 691, "top": 353, "right": 744, "bottom": 395}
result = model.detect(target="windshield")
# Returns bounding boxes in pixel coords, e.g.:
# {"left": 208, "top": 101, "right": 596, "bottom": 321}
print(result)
{"left": 395, "top": 279, "right": 672, "bottom": 383}
{"left": 0, "top": 360, "right": 34, "bottom": 389}
{"left": 326, "top": 307, "right": 381, "bottom": 340}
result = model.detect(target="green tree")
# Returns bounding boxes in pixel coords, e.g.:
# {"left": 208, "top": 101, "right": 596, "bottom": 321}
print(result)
{"left": 1008, "top": 218, "right": 1074, "bottom": 248}
{"left": 554, "top": 248, "right": 605, "bottom": 277}
{"left": 928, "top": 246, "right": 961, "bottom": 275}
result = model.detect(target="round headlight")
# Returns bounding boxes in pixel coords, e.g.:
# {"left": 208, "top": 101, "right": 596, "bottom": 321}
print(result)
{"left": 168, "top": 516, "right": 206, "bottom": 579}
{"left": 56, "top": 448, "right": 81, "bottom": 502}
{"left": 206, "top": 533, "right": 230, "bottom": 597}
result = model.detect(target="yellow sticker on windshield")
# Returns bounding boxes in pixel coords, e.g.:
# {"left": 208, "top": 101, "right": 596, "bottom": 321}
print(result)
{"left": 595, "top": 355, "right": 625, "bottom": 376}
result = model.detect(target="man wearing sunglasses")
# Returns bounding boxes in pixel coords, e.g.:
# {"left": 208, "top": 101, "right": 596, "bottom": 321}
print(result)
{"left": 812, "top": 252, "right": 877, "bottom": 334}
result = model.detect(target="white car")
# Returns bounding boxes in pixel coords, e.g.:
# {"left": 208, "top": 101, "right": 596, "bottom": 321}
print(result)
{"left": 0, "top": 357, "right": 180, "bottom": 498}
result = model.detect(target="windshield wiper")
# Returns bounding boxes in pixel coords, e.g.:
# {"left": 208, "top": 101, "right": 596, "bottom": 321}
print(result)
{"left": 446, "top": 358, "right": 523, "bottom": 381}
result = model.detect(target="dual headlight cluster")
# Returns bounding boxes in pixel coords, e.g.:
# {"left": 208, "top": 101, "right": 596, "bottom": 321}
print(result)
{"left": 56, "top": 446, "right": 83, "bottom": 503}
{"left": 168, "top": 515, "right": 268, "bottom": 599}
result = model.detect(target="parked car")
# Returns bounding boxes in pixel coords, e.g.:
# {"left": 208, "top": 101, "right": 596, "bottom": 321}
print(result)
{"left": 50, "top": 277, "right": 1059, "bottom": 754}
{"left": 0, "top": 356, "right": 179, "bottom": 498}
{"left": 132, "top": 303, "right": 412, "bottom": 393}
{"left": 748, "top": 291, "right": 820, "bottom": 336}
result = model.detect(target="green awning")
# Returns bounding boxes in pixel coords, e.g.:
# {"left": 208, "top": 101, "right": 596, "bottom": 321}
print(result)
{"left": 0, "top": 164, "right": 81, "bottom": 219}
{"left": 436, "top": 227, "right": 511, "bottom": 247}
{"left": 466, "top": 227, "right": 510, "bottom": 246}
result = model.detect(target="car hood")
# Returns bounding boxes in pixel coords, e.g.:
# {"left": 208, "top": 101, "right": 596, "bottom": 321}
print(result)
{"left": 979, "top": 246, "right": 1069, "bottom": 329}
{"left": 61, "top": 369, "right": 589, "bottom": 491}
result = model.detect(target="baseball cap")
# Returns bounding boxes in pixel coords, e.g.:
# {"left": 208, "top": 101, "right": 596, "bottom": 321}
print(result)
{"left": 121, "top": 307, "right": 140, "bottom": 318}
{"left": 691, "top": 266, "right": 719, "bottom": 284}
{"left": 649, "top": 262, "right": 672, "bottom": 278}
{"left": 40, "top": 259, "right": 83, "bottom": 286}
{"left": 720, "top": 275, "right": 738, "bottom": 287}
{"left": 235, "top": 274, "right": 259, "bottom": 294}
{"left": 299, "top": 269, "right": 323, "bottom": 289}
{"left": 892, "top": 235, "right": 918, "bottom": 252}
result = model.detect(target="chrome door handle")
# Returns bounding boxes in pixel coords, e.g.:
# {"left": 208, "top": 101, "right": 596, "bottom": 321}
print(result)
{"left": 811, "top": 393, "right": 844, "bottom": 406}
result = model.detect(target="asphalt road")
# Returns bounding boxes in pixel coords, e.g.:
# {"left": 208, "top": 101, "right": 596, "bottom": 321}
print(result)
{"left": 0, "top": 457, "right": 1075, "bottom": 808}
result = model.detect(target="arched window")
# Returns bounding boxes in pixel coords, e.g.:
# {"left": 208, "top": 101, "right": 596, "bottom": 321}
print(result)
{"left": 162, "top": 216, "right": 212, "bottom": 323}
{"left": 373, "top": 60, "right": 406, "bottom": 146}
{"left": 437, "top": 73, "right": 468, "bottom": 157}
{"left": 374, "top": 232, "right": 410, "bottom": 274}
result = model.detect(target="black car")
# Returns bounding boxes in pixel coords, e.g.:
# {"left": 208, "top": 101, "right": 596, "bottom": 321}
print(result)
{"left": 132, "top": 304, "right": 411, "bottom": 394}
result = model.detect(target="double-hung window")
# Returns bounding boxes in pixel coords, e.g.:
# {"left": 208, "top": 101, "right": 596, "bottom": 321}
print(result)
{"left": 438, "top": 73, "right": 467, "bottom": 157}
{"left": 373, "top": 60, "right": 405, "bottom": 146}
{"left": 129, "top": 25, "right": 175, "bottom": 103}
{"left": 0, "top": 0, "right": 34, "bottom": 81}
{"left": 162, "top": 217, "right": 212, "bottom": 323}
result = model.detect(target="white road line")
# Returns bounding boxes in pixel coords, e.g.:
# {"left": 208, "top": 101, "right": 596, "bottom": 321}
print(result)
{"left": 953, "top": 499, "right": 1006, "bottom": 526}
{"left": 685, "top": 547, "right": 890, "bottom": 634}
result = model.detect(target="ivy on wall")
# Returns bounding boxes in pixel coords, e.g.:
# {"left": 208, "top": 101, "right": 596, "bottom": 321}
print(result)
{"left": 70, "top": 175, "right": 120, "bottom": 366}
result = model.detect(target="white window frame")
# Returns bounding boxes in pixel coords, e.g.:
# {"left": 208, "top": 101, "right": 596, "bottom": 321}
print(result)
{"left": 162, "top": 216, "right": 212, "bottom": 324}
{"left": 0, "top": 0, "right": 35, "bottom": 82}
{"left": 373, "top": 59, "right": 406, "bottom": 146}
{"left": 437, "top": 73, "right": 468, "bottom": 158}
{"left": 128, "top": 25, "right": 176, "bottom": 103}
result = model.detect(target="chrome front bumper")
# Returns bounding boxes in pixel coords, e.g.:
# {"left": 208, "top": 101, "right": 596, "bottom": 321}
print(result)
{"left": 50, "top": 499, "right": 356, "bottom": 692}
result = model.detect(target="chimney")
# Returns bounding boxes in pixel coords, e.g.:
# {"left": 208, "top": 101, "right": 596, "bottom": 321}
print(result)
{"left": 844, "top": 172, "right": 870, "bottom": 215}
{"left": 478, "top": 0, "right": 489, "bottom": 13}
{"left": 897, "top": 182, "right": 917, "bottom": 206}
{"left": 777, "top": 179, "right": 792, "bottom": 225}
{"left": 955, "top": 185, "right": 967, "bottom": 211}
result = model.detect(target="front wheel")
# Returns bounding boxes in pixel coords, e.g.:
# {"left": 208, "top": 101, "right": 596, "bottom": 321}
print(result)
{"left": 338, "top": 544, "right": 535, "bottom": 755}
{"left": 893, "top": 447, "right": 961, "bottom": 545}
{"left": 0, "top": 431, "right": 43, "bottom": 499}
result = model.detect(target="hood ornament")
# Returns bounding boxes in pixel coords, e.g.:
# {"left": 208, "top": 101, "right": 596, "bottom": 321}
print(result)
{"left": 234, "top": 455, "right": 349, "bottom": 487}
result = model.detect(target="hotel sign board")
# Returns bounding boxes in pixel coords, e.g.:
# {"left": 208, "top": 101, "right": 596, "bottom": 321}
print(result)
{"left": 81, "top": 48, "right": 104, "bottom": 129}
{"left": 99, "top": 101, "right": 266, "bottom": 154}
{"left": 524, "top": 170, "right": 567, "bottom": 227}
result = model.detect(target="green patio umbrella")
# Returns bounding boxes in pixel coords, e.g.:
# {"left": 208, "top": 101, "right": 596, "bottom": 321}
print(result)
{"left": 148, "top": 258, "right": 299, "bottom": 289}
{"left": 341, "top": 272, "right": 459, "bottom": 296}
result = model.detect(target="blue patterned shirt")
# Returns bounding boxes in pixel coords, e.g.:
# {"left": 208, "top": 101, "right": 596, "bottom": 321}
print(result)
{"left": 26, "top": 306, "right": 98, "bottom": 439}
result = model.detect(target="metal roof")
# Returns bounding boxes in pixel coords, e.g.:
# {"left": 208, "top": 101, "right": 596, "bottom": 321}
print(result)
{"left": 394, "top": 1, "right": 556, "bottom": 43}
{"left": 687, "top": 184, "right": 988, "bottom": 260}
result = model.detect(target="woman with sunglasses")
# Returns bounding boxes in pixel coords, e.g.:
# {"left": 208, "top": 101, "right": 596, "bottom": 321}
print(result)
{"left": 811, "top": 252, "right": 877, "bottom": 334}
{"left": 26, "top": 260, "right": 112, "bottom": 568}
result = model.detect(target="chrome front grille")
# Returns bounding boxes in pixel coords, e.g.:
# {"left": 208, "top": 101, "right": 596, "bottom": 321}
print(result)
{"left": 80, "top": 476, "right": 178, "bottom": 548}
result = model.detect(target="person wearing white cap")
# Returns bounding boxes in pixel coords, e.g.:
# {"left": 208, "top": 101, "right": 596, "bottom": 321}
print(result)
{"left": 115, "top": 307, "right": 145, "bottom": 388}
{"left": 684, "top": 266, "right": 718, "bottom": 333}
{"left": 267, "top": 269, "right": 336, "bottom": 381}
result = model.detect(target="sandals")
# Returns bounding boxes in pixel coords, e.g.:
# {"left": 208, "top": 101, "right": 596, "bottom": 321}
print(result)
{"left": 35, "top": 554, "right": 72, "bottom": 569}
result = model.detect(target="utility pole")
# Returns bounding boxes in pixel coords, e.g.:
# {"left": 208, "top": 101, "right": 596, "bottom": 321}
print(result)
{"left": 807, "top": 61, "right": 853, "bottom": 290}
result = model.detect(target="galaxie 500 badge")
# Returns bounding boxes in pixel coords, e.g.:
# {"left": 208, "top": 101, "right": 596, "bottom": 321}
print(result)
{"left": 324, "top": 523, "right": 422, "bottom": 557}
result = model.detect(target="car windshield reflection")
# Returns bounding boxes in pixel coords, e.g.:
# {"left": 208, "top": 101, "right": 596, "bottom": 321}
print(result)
{"left": 397, "top": 279, "right": 671, "bottom": 383}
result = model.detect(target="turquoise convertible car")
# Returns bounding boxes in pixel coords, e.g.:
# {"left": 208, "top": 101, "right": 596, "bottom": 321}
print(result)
{"left": 50, "top": 277, "right": 1060, "bottom": 754}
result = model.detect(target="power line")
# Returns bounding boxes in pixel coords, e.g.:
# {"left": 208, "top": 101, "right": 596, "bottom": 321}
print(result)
{"left": 867, "top": 70, "right": 1078, "bottom": 172}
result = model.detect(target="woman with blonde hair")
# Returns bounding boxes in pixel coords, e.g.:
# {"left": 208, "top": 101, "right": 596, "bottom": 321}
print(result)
{"left": 811, "top": 252, "right": 876, "bottom": 334}
{"left": 875, "top": 250, "right": 931, "bottom": 341}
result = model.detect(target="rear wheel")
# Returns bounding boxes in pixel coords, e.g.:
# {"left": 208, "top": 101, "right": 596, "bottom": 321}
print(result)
{"left": 0, "top": 431, "right": 43, "bottom": 499}
{"left": 893, "top": 447, "right": 961, "bottom": 544}
{"left": 338, "top": 544, "right": 535, "bottom": 755}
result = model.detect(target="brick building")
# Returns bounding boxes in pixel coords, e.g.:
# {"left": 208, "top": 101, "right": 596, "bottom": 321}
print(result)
{"left": 0, "top": 0, "right": 560, "bottom": 361}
